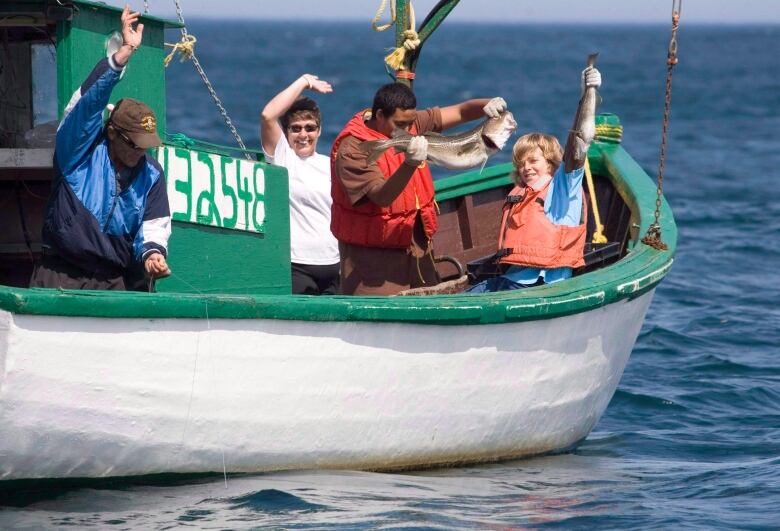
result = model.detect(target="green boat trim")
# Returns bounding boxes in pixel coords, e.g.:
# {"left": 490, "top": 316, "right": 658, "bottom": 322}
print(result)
{"left": 70, "top": 0, "right": 184, "bottom": 29}
{"left": 0, "top": 140, "right": 676, "bottom": 324}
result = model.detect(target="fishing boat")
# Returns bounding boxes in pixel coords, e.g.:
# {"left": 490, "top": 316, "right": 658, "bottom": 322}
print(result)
{"left": 0, "top": 0, "right": 677, "bottom": 480}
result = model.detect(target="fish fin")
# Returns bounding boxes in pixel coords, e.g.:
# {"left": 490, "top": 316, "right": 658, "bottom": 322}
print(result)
{"left": 424, "top": 132, "right": 443, "bottom": 137}
{"left": 360, "top": 139, "right": 390, "bottom": 165}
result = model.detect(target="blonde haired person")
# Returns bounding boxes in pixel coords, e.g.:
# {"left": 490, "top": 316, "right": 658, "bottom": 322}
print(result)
{"left": 468, "top": 65, "right": 602, "bottom": 293}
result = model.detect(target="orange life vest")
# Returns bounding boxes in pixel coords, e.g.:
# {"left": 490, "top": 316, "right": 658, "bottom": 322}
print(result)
{"left": 497, "top": 180, "right": 587, "bottom": 268}
{"left": 330, "top": 111, "right": 438, "bottom": 249}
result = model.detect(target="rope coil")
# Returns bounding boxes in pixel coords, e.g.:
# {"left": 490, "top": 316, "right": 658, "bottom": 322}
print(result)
{"left": 594, "top": 123, "right": 623, "bottom": 143}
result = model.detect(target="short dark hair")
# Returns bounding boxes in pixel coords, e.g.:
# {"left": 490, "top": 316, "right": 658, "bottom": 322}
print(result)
{"left": 371, "top": 83, "right": 416, "bottom": 119}
{"left": 280, "top": 96, "right": 321, "bottom": 131}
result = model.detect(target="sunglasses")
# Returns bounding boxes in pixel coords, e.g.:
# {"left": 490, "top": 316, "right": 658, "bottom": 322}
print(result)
{"left": 112, "top": 125, "right": 143, "bottom": 151}
{"left": 288, "top": 124, "right": 319, "bottom": 133}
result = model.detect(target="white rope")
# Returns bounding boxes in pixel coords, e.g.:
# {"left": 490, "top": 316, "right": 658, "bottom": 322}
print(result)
{"left": 371, "top": 0, "right": 396, "bottom": 32}
{"left": 379, "top": 2, "right": 420, "bottom": 71}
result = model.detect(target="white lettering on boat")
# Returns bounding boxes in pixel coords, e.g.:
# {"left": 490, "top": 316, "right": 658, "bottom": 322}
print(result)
{"left": 158, "top": 146, "right": 266, "bottom": 233}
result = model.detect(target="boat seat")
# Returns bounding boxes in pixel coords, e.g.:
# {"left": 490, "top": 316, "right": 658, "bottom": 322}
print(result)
{"left": 466, "top": 241, "right": 622, "bottom": 283}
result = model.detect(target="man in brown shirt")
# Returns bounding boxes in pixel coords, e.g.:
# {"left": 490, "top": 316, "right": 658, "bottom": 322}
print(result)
{"left": 331, "top": 83, "right": 507, "bottom": 295}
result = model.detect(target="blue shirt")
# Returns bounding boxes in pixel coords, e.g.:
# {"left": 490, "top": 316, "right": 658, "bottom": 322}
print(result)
{"left": 502, "top": 164, "right": 584, "bottom": 285}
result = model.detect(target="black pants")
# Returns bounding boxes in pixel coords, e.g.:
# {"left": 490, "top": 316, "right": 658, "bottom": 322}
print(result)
{"left": 291, "top": 262, "right": 339, "bottom": 295}
{"left": 29, "top": 251, "right": 128, "bottom": 291}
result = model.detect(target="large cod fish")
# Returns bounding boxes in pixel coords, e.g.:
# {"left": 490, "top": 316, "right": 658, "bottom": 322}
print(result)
{"left": 360, "top": 111, "right": 517, "bottom": 171}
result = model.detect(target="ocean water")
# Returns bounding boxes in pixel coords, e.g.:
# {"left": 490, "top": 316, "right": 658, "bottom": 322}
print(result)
{"left": 2, "top": 21, "right": 780, "bottom": 529}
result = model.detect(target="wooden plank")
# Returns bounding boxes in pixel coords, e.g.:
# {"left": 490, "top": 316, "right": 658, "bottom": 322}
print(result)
{"left": 0, "top": 149, "right": 54, "bottom": 169}
{"left": 457, "top": 194, "right": 475, "bottom": 250}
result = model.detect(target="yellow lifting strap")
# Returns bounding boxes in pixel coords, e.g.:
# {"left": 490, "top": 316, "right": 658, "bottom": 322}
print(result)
{"left": 372, "top": 0, "right": 420, "bottom": 71}
{"left": 584, "top": 157, "right": 608, "bottom": 244}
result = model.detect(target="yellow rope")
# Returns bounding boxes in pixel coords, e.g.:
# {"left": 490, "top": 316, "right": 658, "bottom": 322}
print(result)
{"left": 594, "top": 123, "right": 623, "bottom": 143}
{"left": 372, "top": 1, "right": 419, "bottom": 71}
{"left": 163, "top": 34, "right": 197, "bottom": 67}
{"left": 416, "top": 253, "right": 425, "bottom": 284}
{"left": 584, "top": 157, "right": 608, "bottom": 244}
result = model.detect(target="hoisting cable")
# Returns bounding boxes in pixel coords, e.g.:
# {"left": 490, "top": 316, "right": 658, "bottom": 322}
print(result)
{"left": 642, "top": 0, "right": 681, "bottom": 251}
{"left": 165, "top": 0, "right": 252, "bottom": 160}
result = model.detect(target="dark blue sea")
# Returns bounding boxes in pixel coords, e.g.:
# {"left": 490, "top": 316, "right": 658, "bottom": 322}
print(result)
{"left": 2, "top": 21, "right": 779, "bottom": 529}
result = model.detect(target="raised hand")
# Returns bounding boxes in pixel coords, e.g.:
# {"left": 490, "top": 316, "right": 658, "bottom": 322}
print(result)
{"left": 121, "top": 4, "right": 144, "bottom": 50}
{"left": 300, "top": 74, "right": 333, "bottom": 94}
{"left": 581, "top": 66, "right": 602, "bottom": 94}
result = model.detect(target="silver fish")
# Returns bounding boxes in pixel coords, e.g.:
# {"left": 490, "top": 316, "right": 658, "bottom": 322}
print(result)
{"left": 564, "top": 53, "right": 600, "bottom": 171}
{"left": 360, "top": 111, "right": 518, "bottom": 171}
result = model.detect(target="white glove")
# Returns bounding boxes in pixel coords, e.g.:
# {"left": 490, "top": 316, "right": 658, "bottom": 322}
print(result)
{"left": 581, "top": 66, "right": 602, "bottom": 94}
{"left": 404, "top": 136, "right": 428, "bottom": 166}
{"left": 483, "top": 97, "right": 507, "bottom": 119}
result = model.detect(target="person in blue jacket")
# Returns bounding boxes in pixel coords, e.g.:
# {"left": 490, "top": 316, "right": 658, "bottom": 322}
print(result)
{"left": 30, "top": 5, "right": 171, "bottom": 291}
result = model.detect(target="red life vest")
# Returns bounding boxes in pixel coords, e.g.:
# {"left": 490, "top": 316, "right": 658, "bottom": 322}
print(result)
{"left": 330, "top": 111, "right": 438, "bottom": 249}
{"left": 497, "top": 180, "right": 587, "bottom": 268}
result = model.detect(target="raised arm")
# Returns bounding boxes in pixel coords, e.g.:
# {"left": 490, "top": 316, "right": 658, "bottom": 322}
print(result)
{"left": 563, "top": 55, "right": 602, "bottom": 173}
{"left": 55, "top": 5, "right": 142, "bottom": 174}
{"left": 438, "top": 97, "right": 506, "bottom": 130}
{"left": 260, "top": 74, "right": 332, "bottom": 155}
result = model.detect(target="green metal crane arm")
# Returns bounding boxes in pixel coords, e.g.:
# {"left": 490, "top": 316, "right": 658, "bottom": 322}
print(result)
{"left": 416, "top": 0, "right": 462, "bottom": 44}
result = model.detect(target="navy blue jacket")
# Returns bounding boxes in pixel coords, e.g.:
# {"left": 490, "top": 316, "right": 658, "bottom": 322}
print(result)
{"left": 43, "top": 57, "right": 171, "bottom": 275}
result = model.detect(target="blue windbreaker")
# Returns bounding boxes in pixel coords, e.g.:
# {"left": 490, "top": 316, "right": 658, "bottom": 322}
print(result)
{"left": 43, "top": 57, "right": 171, "bottom": 275}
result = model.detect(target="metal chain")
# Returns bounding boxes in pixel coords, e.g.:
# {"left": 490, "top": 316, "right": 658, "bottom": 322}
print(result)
{"left": 143, "top": 1, "right": 149, "bottom": 14}
{"left": 642, "top": 0, "right": 681, "bottom": 251}
{"left": 170, "top": 0, "right": 252, "bottom": 159}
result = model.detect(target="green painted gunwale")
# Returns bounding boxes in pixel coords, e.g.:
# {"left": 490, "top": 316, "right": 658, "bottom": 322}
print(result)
{"left": 0, "top": 140, "right": 676, "bottom": 325}
{"left": 71, "top": 0, "right": 184, "bottom": 29}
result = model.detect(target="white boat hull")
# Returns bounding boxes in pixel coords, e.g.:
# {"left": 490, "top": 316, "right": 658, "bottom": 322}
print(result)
{"left": 0, "top": 290, "right": 654, "bottom": 480}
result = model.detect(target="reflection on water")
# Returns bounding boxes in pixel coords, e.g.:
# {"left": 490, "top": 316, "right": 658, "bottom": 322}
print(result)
{"left": 0, "top": 454, "right": 631, "bottom": 528}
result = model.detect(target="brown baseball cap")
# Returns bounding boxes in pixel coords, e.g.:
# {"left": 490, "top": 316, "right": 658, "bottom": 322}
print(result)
{"left": 109, "top": 98, "right": 161, "bottom": 149}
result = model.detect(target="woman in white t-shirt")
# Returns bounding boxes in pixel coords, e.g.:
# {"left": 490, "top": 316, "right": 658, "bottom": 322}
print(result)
{"left": 261, "top": 74, "right": 340, "bottom": 294}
